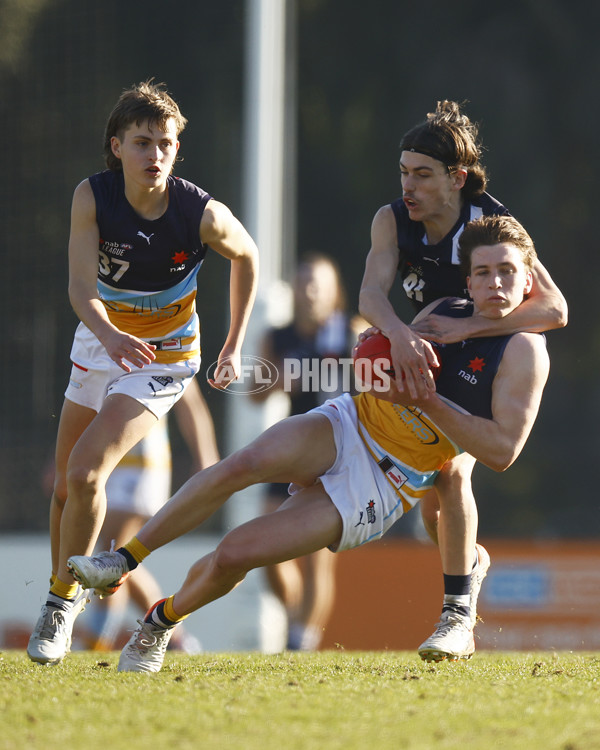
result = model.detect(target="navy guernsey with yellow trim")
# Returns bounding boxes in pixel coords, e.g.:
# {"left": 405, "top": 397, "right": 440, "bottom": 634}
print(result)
{"left": 390, "top": 192, "right": 510, "bottom": 311}
{"left": 89, "top": 170, "right": 211, "bottom": 363}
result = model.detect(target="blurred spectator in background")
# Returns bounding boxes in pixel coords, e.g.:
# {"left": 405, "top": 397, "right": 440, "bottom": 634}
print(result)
{"left": 253, "top": 253, "right": 364, "bottom": 650}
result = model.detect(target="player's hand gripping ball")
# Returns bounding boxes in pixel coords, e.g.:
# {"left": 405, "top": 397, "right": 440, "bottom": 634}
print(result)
{"left": 353, "top": 332, "right": 441, "bottom": 387}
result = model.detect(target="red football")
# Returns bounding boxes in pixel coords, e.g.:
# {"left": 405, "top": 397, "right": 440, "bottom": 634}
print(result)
{"left": 353, "top": 333, "right": 394, "bottom": 386}
{"left": 353, "top": 332, "right": 441, "bottom": 387}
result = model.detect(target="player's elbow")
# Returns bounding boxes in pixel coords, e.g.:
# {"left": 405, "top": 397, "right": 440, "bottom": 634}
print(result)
{"left": 358, "top": 286, "right": 382, "bottom": 322}
{"left": 556, "top": 298, "right": 568, "bottom": 328}
{"left": 485, "top": 447, "right": 519, "bottom": 473}
{"left": 549, "top": 295, "right": 569, "bottom": 329}
{"left": 358, "top": 289, "right": 370, "bottom": 320}
{"left": 68, "top": 283, "right": 86, "bottom": 314}
{"left": 482, "top": 457, "right": 511, "bottom": 473}
{"left": 478, "top": 437, "right": 521, "bottom": 472}
{"left": 237, "top": 240, "right": 259, "bottom": 269}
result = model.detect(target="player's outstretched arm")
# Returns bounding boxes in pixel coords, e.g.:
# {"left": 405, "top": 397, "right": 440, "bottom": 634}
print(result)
{"left": 200, "top": 199, "right": 259, "bottom": 389}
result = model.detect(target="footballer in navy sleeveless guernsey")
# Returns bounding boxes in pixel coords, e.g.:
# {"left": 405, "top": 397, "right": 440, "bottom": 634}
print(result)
{"left": 390, "top": 192, "right": 510, "bottom": 311}
{"left": 89, "top": 170, "right": 211, "bottom": 363}
{"left": 352, "top": 297, "right": 541, "bottom": 508}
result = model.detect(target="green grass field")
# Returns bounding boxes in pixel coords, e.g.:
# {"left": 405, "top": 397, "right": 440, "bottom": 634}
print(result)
{"left": 2, "top": 649, "right": 599, "bottom": 750}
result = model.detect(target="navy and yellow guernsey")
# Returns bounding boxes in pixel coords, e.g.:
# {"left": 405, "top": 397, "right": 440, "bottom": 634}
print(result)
{"left": 354, "top": 298, "right": 519, "bottom": 512}
{"left": 89, "top": 170, "right": 211, "bottom": 363}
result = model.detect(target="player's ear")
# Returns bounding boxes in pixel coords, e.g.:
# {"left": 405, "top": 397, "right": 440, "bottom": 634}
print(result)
{"left": 110, "top": 136, "right": 122, "bottom": 161}
{"left": 451, "top": 167, "right": 467, "bottom": 190}
{"left": 523, "top": 270, "right": 533, "bottom": 295}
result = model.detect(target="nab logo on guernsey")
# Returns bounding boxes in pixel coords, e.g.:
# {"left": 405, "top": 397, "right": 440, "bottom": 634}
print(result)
{"left": 206, "top": 356, "right": 279, "bottom": 395}
{"left": 459, "top": 355, "right": 486, "bottom": 385}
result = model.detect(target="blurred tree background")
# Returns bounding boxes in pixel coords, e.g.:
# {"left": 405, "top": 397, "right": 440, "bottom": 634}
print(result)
{"left": 0, "top": 0, "right": 595, "bottom": 538}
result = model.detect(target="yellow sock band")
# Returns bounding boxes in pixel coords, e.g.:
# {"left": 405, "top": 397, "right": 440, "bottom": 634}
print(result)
{"left": 51, "top": 578, "right": 80, "bottom": 601}
{"left": 164, "top": 595, "right": 189, "bottom": 624}
{"left": 123, "top": 536, "right": 151, "bottom": 565}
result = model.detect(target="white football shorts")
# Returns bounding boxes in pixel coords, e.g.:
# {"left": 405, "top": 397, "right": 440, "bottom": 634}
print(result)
{"left": 64, "top": 323, "right": 200, "bottom": 419}
{"left": 308, "top": 393, "right": 412, "bottom": 552}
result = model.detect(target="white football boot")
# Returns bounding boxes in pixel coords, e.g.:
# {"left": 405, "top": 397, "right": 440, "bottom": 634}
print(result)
{"left": 67, "top": 547, "right": 130, "bottom": 597}
{"left": 27, "top": 587, "right": 90, "bottom": 665}
{"left": 118, "top": 620, "right": 176, "bottom": 673}
{"left": 418, "top": 611, "right": 475, "bottom": 663}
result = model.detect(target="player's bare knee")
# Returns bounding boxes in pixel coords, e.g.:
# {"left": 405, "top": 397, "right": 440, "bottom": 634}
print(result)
{"left": 224, "top": 444, "right": 274, "bottom": 487}
{"left": 436, "top": 455, "right": 475, "bottom": 491}
{"left": 212, "top": 537, "right": 251, "bottom": 584}
{"left": 437, "top": 464, "right": 463, "bottom": 487}
{"left": 52, "top": 474, "right": 68, "bottom": 508}
{"left": 65, "top": 464, "right": 102, "bottom": 503}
